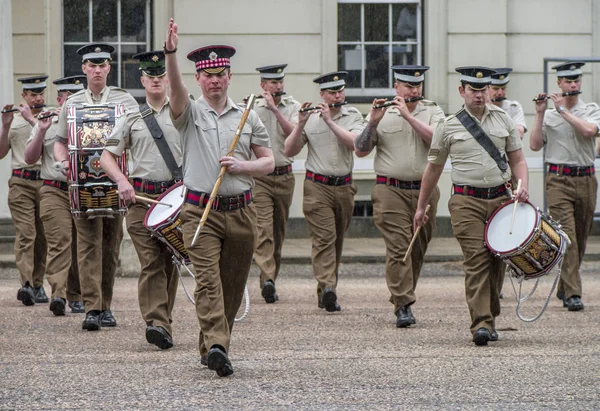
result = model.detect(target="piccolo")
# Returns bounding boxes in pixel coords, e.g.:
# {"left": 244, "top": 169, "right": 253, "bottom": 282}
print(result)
{"left": 532, "top": 90, "right": 582, "bottom": 101}
{"left": 372, "top": 96, "right": 424, "bottom": 109}
{"left": 1, "top": 104, "right": 46, "bottom": 113}
{"left": 38, "top": 112, "right": 58, "bottom": 120}
{"left": 255, "top": 92, "right": 286, "bottom": 99}
{"left": 298, "top": 102, "right": 347, "bottom": 113}
{"left": 491, "top": 97, "right": 507, "bottom": 102}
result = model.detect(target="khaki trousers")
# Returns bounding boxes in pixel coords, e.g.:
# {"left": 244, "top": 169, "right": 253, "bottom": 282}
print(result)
{"left": 181, "top": 201, "right": 257, "bottom": 357}
{"left": 302, "top": 180, "right": 356, "bottom": 301}
{"left": 7, "top": 176, "right": 46, "bottom": 288}
{"left": 253, "top": 173, "right": 295, "bottom": 286}
{"left": 39, "top": 186, "right": 81, "bottom": 302}
{"left": 126, "top": 199, "right": 178, "bottom": 337}
{"left": 74, "top": 216, "right": 123, "bottom": 313}
{"left": 546, "top": 173, "right": 597, "bottom": 299}
{"left": 372, "top": 184, "right": 440, "bottom": 311}
{"left": 449, "top": 194, "right": 509, "bottom": 334}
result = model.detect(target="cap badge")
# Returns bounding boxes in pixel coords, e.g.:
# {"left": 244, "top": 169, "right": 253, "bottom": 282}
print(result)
{"left": 209, "top": 52, "right": 218, "bottom": 60}
{"left": 414, "top": 71, "right": 420, "bottom": 76}
{"left": 499, "top": 75, "right": 505, "bottom": 80}
{"left": 35, "top": 79, "right": 40, "bottom": 84}
{"left": 333, "top": 76, "right": 339, "bottom": 81}
{"left": 94, "top": 47, "right": 101, "bottom": 53}
{"left": 570, "top": 65, "right": 576, "bottom": 70}
{"left": 75, "top": 80, "right": 80, "bottom": 85}
{"left": 476, "top": 72, "right": 483, "bottom": 79}
{"left": 277, "top": 68, "right": 282, "bottom": 73}
{"left": 151, "top": 55, "right": 159, "bottom": 62}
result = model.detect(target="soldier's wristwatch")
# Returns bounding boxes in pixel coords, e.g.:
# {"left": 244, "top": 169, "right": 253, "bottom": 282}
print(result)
{"left": 557, "top": 105, "right": 568, "bottom": 114}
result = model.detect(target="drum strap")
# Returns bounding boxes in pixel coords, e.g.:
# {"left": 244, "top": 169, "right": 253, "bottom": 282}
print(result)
{"left": 456, "top": 109, "right": 509, "bottom": 178}
{"left": 140, "top": 104, "right": 183, "bottom": 181}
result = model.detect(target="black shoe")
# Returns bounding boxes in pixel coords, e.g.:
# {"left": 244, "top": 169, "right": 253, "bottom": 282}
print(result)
{"left": 261, "top": 280, "right": 278, "bottom": 304}
{"left": 490, "top": 330, "right": 499, "bottom": 342}
{"left": 68, "top": 301, "right": 85, "bottom": 313}
{"left": 82, "top": 311, "right": 102, "bottom": 331}
{"left": 49, "top": 297, "right": 66, "bottom": 316}
{"left": 17, "top": 285, "right": 36, "bottom": 306}
{"left": 34, "top": 286, "right": 49, "bottom": 303}
{"left": 146, "top": 326, "right": 173, "bottom": 350}
{"left": 207, "top": 346, "right": 234, "bottom": 377}
{"left": 473, "top": 327, "right": 491, "bottom": 346}
{"left": 200, "top": 356, "right": 208, "bottom": 366}
{"left": 565, "top": 296, "right": 584, "bottom": 312}
{"left": 322, "top": 289, "right": 341, "bottom": 312}
{"left": 396, "top": 306, "right": 414, "bottom": 328}
{"left": 499, "top": 292, "right": 504, "bottom": 299}
{"left": 100, "top": 310, "right": 117, "bottom": 327}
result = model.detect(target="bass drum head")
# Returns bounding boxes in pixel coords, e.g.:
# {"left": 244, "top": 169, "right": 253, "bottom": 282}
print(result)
{"left": 144, "top": 183, "right": 185, "bottom": 229}
{"left": 485, "top": 201, "right": 538, "bottom": 254}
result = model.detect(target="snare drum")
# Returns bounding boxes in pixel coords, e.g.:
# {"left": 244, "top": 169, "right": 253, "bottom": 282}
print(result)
{"left": 144, "top": 182, "right": 189, "bottom": 264}
{"left": 67, "top": 104, "right": 127, "bottom": 219}
{"left": 485, "top": 200, "right": 569, "bottom": 280}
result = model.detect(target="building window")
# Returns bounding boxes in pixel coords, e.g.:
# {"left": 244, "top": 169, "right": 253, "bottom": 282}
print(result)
{"left": 62, "top": 0, "right": 152, "bottom": 96}
{"left": 338, "top": 0, "right": 422, "bottom": 100}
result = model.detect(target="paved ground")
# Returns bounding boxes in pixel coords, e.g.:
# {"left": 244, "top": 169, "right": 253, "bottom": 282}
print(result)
{"left": 1, "top": 262, "right": 598, "bottom": 410}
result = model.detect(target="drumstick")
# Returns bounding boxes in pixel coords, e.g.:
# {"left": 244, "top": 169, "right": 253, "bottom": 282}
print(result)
{"left": 403, "top": 204, "right": 431, "bottom": 262}
{"left": 191, "top": 94, "right": 258, "bottom": 246}
{"left": 134, "top": 195, "right": 172, "bottom": 207}
{"left": 116, "top": 190, "right": 172, "bottom": 207}
{"left": 509, "top": 179, "right": 522, "bottom": 235}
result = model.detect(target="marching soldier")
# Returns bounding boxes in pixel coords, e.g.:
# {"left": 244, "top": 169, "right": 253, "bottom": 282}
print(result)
{"left": 415, "top": 67, "right": 529, "bottom": 346}
{"left": 355, "top": 65, "right": 444, "bottom": 327}
{"left": 24, "top": 76, "right": 86, "bottom": 315}
{"left": 0, "top": 76, "right": 48, "bottom": 306}
{"left": 490, "top": 68, "right": 527, "bottom": 139}
{"left": 101, "top": 51, "right": 182, "bottom": 349}
{"left": 530, "top": 61, "right": 600, "bottom": 312}
{"left": 252, "top": 64, "right": 301, "bottom": 303}
{"left": 54, "top": 43, "right": 139, "bottom": 331}
{"left": 284, "top": 71, "right": 365, "bottom": 312}
{"left": 164, "top": 19, "right": 274, "bottom": 376}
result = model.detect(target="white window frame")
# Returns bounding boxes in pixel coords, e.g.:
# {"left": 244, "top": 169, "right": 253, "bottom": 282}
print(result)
{"left": 338, "top": 0, "right": 422, "bottom": 98}
{"left": 62, "top": 0, "right": 152, "bottom": 97}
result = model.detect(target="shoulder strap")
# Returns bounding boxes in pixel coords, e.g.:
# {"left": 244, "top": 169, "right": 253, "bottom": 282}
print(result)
{"left": 455, "top": 109, "right": 508, "bottom": 174}
{"left": 139, "top": 104, "right": 183, "bottom": 180}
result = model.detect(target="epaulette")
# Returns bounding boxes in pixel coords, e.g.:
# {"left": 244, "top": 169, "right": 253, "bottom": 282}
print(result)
{"left": 421, "top": 99, "right": 438, "bottom": 107}
{"left": 108, "top": 86, "right": 129, "bottom": 93}
{"left": 586, "top": 102, "right": 599, "bottom": 110}
{"left": 346, "top": 106, "right": 361, "bottom": 114}
{"left": 67, "top": 89, "right": 86, "bottom": 100}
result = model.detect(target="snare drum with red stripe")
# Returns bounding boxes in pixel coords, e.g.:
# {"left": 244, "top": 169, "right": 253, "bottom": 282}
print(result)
{"left": 143, "top": 182, "right": 189, "bottom": 264}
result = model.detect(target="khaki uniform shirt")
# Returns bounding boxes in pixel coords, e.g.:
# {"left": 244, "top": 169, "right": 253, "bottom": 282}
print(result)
{"left": 368, "top": 100, "right": 444, "bottom": 180}
{"left": 501, "top": 99, "right": 527, "bottom": 132}
{"left": 542, "top": 99, "right": 600, "bottom": 166}
{"left": 8, "top": 113, "right": 42, "bottom": 170}
{"left": 254, "top": 96, "right": 300, "bottom": 167}
{"left": 106, "top": 99, "right": 182, "bottom": 181}
{"left": 29, "top": 116, "right": 65, "bottom": 181}
{"left": 301, "top": 106, "right": 365, "bottom": 176}
{"left": 172, "top": 95, "right": 270, "bottom": 195}
{"left": 429, "top": 104, "right": 522, "bottom": 187}
{"left": 55, "top": 86, "right": 139, "bottom": 142}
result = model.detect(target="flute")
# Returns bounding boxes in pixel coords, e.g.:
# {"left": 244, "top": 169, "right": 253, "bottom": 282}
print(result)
{"left": 1, "top": 104, "right": 46, "bottom": 113}
{"left": 372, "top": 96, "right": 424, "bottom": 109}
{"left": 255, "top": 91, "right": 286, "bottom": 99}
{"left": 491, "top": 97, "right": 507, "bottom": 102}
{"left": 298, "top": 101, "right": 347, "bottom": 113}
{"left": 532, "top": 90, "right": 582, "bottom": 101}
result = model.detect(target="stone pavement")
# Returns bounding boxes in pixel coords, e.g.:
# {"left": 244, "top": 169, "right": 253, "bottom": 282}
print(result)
{"left": 1, "top": 262, "right": 599, "bottom": 410}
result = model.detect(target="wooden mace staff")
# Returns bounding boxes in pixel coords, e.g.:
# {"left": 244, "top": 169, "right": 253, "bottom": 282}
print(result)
{"left": 191, "top": 94, "right": 257, "bottom": 246}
